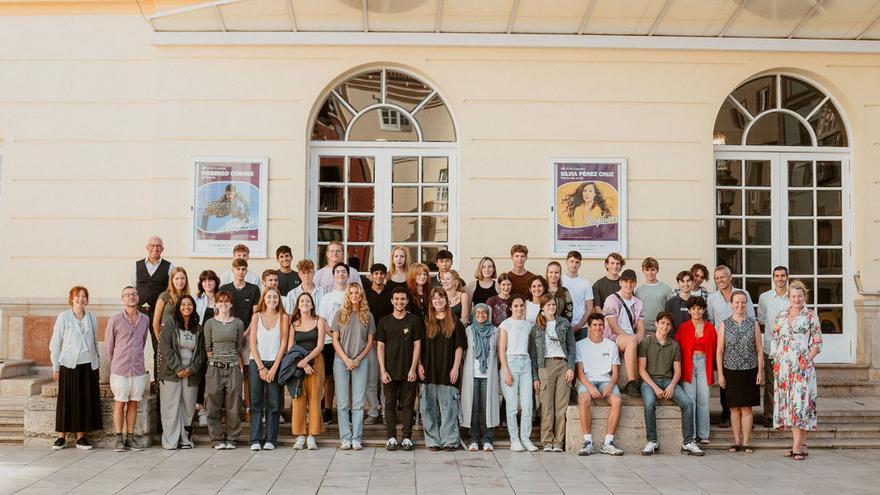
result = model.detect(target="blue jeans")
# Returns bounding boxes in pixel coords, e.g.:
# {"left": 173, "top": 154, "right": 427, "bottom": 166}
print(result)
{"left": 248, "top": 360, "right": 281, "bottom": 445}
{"left": 469, "top": 377, "right": 494, "bottom": 445}
{"left": 681, "top": 354, "right": 711, "bottom": 441}
{"left": 641, "top": 377, "right": 695, "bottom": 444}
{"left": 420, "top": 383, "right": 460, "bottom": 448}
{"left": 501, "top": 355, "right": 533, "bottom": 444}
{"left": 333, "top": 356, "right": 368, "bottom": 443}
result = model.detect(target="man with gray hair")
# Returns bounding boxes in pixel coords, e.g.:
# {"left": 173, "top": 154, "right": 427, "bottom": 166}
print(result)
{"left": 131, "top": 236, "right": 174, "bottom": 376}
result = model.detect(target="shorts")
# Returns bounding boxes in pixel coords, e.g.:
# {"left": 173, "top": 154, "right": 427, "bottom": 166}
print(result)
{"left": 577, "top": 380, "right": 620, "bottom": 399}
{"left": 110, "top": 373, "right": 147, "bottom": 402}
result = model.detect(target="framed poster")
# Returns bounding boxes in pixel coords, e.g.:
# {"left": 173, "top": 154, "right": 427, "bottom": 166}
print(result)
{"left": 550, "top": 158, "right": 627, "bottom": 258}
{"left": 189, "top": 157, "right": 268, "bottom": 257}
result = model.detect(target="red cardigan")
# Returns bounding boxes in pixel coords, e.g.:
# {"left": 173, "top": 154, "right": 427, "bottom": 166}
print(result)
{"left": 675, "top": 320, "right": 717, "bottom": 385}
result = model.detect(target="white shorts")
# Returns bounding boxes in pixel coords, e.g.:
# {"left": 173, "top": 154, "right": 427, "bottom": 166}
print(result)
{"left": 110, "top": 374, "right": 146, "bottom": 402}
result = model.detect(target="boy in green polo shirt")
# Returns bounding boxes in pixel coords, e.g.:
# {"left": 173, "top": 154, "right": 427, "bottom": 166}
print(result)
{"left": 638, "top": 312, "right": 703, "bottom": 456}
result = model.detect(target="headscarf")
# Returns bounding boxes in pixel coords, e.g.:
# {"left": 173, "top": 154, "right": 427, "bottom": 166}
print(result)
{"left": 470, "top": 303, "right": 496, "bottom": 375}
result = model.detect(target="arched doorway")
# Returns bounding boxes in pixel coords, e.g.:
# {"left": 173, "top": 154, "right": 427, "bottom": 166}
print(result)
{"left": 308, "top": 67, "right": 458, "bottom": 273}
{"left": 713, "top": 72, "right": 852, "bottom": 362}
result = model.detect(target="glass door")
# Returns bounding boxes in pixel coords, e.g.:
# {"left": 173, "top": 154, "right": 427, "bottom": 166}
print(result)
{"left": 714, "top": 151, "right": 852, "bottom": 363}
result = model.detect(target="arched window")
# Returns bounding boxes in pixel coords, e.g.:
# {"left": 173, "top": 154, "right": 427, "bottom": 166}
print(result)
{"left": 713, "top": 73, "right": 851, "bottom": 362}
{"left": 309, "top": 68, "right": 457, "bottom": 272}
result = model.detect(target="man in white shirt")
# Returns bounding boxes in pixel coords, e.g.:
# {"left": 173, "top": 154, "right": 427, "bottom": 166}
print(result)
{"left": 314, "top": 241, "right": 363, "bottom": 293}
{"left": 219, "top": 244, "right": 261, "bottom": 286}
{"left": 575, "top": 313, "right": 623, "bottom": 456}
{"left": 560, "top": 250, "right": 594, "bottom": 340}
{"left": 757, "top": 265, "right": 790, "bottom": 427}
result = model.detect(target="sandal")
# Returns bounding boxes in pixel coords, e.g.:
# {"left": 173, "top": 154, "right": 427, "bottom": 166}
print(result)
{"left": 784, "top": 450, "right": 808, "bottom": 457}
{"left": 742, "top": 445, "right": 754, "bottom": 453}
{"left": 792, "top": 451, "right": 806, "bottom": 461}
{"left": 728, "top": 445, "right": 742, "bottom": 453}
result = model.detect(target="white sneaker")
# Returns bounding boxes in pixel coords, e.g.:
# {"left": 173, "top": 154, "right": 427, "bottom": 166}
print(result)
{"left": 263, "top": 442, "right": 276, "bottom": 451}
{"left": 293, "top": 436, "right": 306, "bottom": 450}
{"left": 510, "top": 440, "right": 525, "bottom": 452}
{"left": 681, "top": 442, "right": 705, "bottom": 456}
{"left": 552, "top": 444, "right": 564, "bottom": 453}
{"left": 224, "top": 442, "right": 237, "bottom": 450}
{"left": 307, "top": 436, "right": 318, "bottom": 450}
{"left": 543, "top": 444, "right": 554, "bottom": 452}
{"left": 214, "top": 442, "right": 226, "bottom": 450}
{"left": 521, "top": 440, "right": 539, "bottom": 452}
{"left": 468, "top": 442, "right": 479, "bottom": 452}
{"left": 386, "top": 438, "right": 399, "bottom": 451}
{"left": 578, "top": 440, "right": 595, "bottom": 456}
{"left": 642, "top": 441, "right": 659, "bottom": 456}
{"left": 401, "top": 438, "right": 413, "bottom": 451}
{"left": 352, "top": 441, "right": 363, "bottom": 451}
{"left": 601, "top": 440, "right": 624, "bottom": 456}
{"left": 250, "top": 443, "right": 261, "bottom": 451}
{"left": 340, "top": 440, "right": 352, "bottom": 450}
{"left": 482, "top": 443, "right": 494, "bottom": 452}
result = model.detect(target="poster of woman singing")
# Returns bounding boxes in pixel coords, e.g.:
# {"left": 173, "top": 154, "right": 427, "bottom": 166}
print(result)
{"left": 551, "top": 158, "right": 627, "bottom": 257}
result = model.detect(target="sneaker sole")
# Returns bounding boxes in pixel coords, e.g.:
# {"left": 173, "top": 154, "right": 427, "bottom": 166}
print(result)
{"left": 681, "top": 448, "right": 705, "bottom": 456}
{"left": 114, "top": 447, "right": 126, "bottom": 452}
{"left": 602, "top": 450, "right": 624, "bottom": 456}
{"left": 75, "top": 445, "right": 93, "bottom": 450}
{"left": 52, "top": 446, "right": 66, "bottom": 450}
{"left": 578, "top": 451, "right": 594, "bottom": 456}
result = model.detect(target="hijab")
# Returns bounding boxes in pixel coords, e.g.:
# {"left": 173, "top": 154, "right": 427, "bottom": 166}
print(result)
{"left": 470, "top": 303, "right": 496, "bottom": 374}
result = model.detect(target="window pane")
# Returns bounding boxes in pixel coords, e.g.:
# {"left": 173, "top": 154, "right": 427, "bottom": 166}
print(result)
{"left": 788, "top": 161, "right": 813, "bottom": 187}
{"left": 346, "top": 245, "right": 372, "bottom": 273}
{"left": 392, "top": 186, "right": 418, "bottom": 213}
{"left": 348, "top": 157, "right": 374, "bottom": 183}
{"left": 817, "top": 307, "right": 843, "bottom": 334}
{"left": 348, "top": 187, "right": 374, "bottom": 213}
{"left": 788, "top": 219, "right": 814, "bottom": 246}
{"left": 745, "top": 190, "right": 771, "bottom": 216}
{"left": 422, "top": 216, "right": 448, "bottom": 243}
{"left": 417, "top": 94, "right": 456, "bottom": 142}
{"left": 731, "top": 277, "right": 744, "bottom": 289}
{"left": 335, "top": 70, "right": 381, "bottom": 112}
{"left": 391, "top": 216, "right": 419, "bottom": 242}
{"left": 347, "top": 216, "right": 373, "bottom": 242}
{"left": 317, "top": 216, "right": 344, "bottom": 242}
{"left": 716, "top": 189, "right": 742, "bottom": 216}
{"left": 817, "top": 219, "right": 842, "bottom": 246}
{"left": 423, "top": 157, "right": 449, "bottom": 183}
{"left": 422, "top": 187, "right": 449, "bottom": 212}
{"left": 348, "top": 108, "right": 419, "bottom": 142}
{"left": 713, "top": 99, "right": 747, "bottom": 146}
{"left": 816, "top": 190, "right": 842, "bottom": 216}
{"left": 319, "top": 156, "right": 344, "bottom": 183}
{"left": 809, "top": 102, "right": 848, "bottom": 147}
{"left": 730, "top": 76, "right": 776, "bottom": 117}
{"left": 788, "top": 190, "right": 813, "bottom": 216}
{"left": 817, "top": 161, "right": 842, "bottom": 187}
{"left": 385, "top": 70, "right": 431, "bottom": 112}
{"left": 319, "top": 186, "right": 344, "bottom": 212}
{"left": 717, "top": 219, "right": 742, "bottom": 245}
{"left": 717, "top": 248, "right": 743, "bottom": 275}
{"left": 392, "top": 157, "right": 419, "bottom": 183}
{"left": 788, "top": 249, "right": 814, "bottom": 275}
{"left": 817, "top": 278, "right": 843, "bottom": 305}
{"left": 745, "top": 219, "right": 771, "bottom": 245}
{"left": 420, "top": 246, "right": 447, "bottom": 271}
{"left": 746, "top": 248, "right": 772, "bottom": 275}
{"left": 745, "top": 160, "right": 771, "bottom": 187}
{"left": 746, "top": 112, "right": 812, "bottom": 146}
{"left": 781, "top": 76, "right": 825, "bottom": 118}
{"left": 746, "top": 278, "right": 772, "bottom": 305}
{"left": 716, "top": 160, "right": 742, "bottom": 186}
{"left": 817, "top": 249, "right": 843, "bottom": 275}
{"left": 312, "top": 96, "right": 352, "bottom": 141}
{"left": 317, "top": 245, "right": 328, "bottom": 267}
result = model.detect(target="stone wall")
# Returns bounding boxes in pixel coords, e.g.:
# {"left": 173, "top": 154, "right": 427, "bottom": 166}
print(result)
{"left": 565, "top": 399, "right": 683, "bottom": 455}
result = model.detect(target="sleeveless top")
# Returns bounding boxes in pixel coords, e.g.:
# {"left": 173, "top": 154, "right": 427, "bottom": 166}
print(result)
{"left": 450, "top": 301, "right": 463, "bottom": 320}
{"left": 255, "top": 314, "right": 282, "bottom": 361}
{"left": 722, "top": 316, "right": 759, "bottom": 370}
{"left": 472, "top": 282, "right": 498, "bottom": 306}
{"left": 295, "top": 325, "right": 319, "bottom": 353}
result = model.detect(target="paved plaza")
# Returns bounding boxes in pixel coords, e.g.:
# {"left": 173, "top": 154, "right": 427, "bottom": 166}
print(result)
{"left": 1, "top": 444, "right": 878, "bottom": 495}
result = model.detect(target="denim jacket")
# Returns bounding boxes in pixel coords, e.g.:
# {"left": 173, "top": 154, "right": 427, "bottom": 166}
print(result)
{"left": 529, "top": 317, "right": 576, "bottom": 380}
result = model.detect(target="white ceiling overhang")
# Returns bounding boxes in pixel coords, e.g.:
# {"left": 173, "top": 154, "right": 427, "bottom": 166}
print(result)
{"left": 148, "top": 0, "right": 880, "bottom": 52}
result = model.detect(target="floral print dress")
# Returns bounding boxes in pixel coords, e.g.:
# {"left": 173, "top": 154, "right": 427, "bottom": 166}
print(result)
{"left": 772, "top": 307, "right": 822, "bottom": 431}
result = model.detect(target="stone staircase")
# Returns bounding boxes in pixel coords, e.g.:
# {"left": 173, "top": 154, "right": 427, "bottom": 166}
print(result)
{"left": 0, "top": 360, "right": 52, "bottom": 444}
{"left": 0, "top": 398, "right": 25, "bottom": 444}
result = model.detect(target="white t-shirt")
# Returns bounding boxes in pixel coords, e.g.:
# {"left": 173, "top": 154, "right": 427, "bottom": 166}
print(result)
{"left": 500, "top": 317, "right": 532, "bottom": 356}
{"left": 615, "top": 297, "right": 637, "bottom": 335}
{"left": 544, "top": 320, "right": 565, "bottom": 358}
{"left": 525, "top": 301, "right": 540, "bottom": 325}
{"left": 562, "top": 273, "right": 594, "bottom": 325}
{"left": 317, "top": 289, "right": 345, "bottom": 343}
{"left": 575, "top": 337, "right": 620, "bottom": 382}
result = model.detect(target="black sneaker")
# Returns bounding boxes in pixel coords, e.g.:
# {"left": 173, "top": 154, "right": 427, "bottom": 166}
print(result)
{"left": 52, "top": 437, "right": 66, "bottom": 450}
{"left": 623, "top": 381, "right": 641, "bottom": 397}
{"left": 75, "top": 437, "right": 93, "bottom": 450}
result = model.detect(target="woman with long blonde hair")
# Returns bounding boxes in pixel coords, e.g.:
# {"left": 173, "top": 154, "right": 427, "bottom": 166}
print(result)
{"left": 153, "top": 267, "right": 191, "bottom": 338}
{"left": 442, "top": 269, "right": 471, "bottom": 325}
{"left": 466, "top": 257, "right": 499, "bottom": 306}
{"left": 418, "top": 287, "right": 467, "bottom": 451}
{"left": 406, "top": 263, "right": 431, "bottom": 320}
{"left": 387, "top": 246, "right": 411, "bottom": 291}
{"left": 331, "top": 283, "right": 375, "bottom": 450}
{"left": 247, "top": 287, "right": 289, "bottom": 451}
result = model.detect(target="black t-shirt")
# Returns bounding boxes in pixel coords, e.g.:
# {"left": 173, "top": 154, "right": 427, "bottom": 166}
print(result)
{"left": 277, "top": 270, "right": 302, "bottom": 297}
{"left": 422, "top": 318, "right": 467, "bottom": 386}
{"left": 592, "top": 276, "right": 621, "bottom": 309}
{"left": 376, "top": 313, "right": 424, "bottom": 381}
{"left": 220, "top": 282, "right": 261, "bottom": 329}
{"left": 365, "top": 285, "right": 394, "bottom": 324}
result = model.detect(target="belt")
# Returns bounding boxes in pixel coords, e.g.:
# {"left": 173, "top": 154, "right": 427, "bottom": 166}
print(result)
{"left": 546, "top": 357, "right": 566, "bottom": 361}
{"left": 210, "top": 361, "right": 237, "bottom": 368}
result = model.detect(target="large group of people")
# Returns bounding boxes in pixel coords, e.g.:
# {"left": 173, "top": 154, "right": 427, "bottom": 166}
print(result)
{"left": 48, "top": 237, "right": 822, "bottom": 461}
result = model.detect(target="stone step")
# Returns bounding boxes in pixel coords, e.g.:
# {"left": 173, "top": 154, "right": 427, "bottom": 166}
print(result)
{"left": 0, "top": 375, "right": 53, "bottom": 398}
{"left": 702, "top": 438, "right": 880, "bottom": 450}
{"left": 816, "top": 364, "right": 872, "bottom": 382}
{"left": 0, "top": 432, "right": 25, "bottom": 444}
{"left": 709, "top": 424, "right": 880, "bottom": 440}
{"left": 0, "top": 360, "right": 36, "bottom": 380}
{"left": 815, "top": 380, "right": 880, "bottom": 397}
